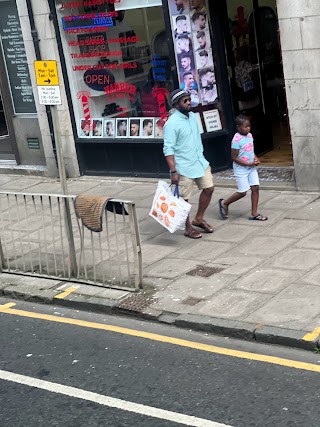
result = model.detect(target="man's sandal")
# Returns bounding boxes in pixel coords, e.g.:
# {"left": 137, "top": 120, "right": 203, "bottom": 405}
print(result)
{"left": 184, "top": 229, "right": 202, "bottom": 239}
{"left": 192, "top": 219, "right": 214, "bottom": 233}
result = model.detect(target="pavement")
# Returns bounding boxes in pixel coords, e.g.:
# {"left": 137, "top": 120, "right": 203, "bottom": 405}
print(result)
{"left": 0, "top": 171, "right": 320, "bottom": 351}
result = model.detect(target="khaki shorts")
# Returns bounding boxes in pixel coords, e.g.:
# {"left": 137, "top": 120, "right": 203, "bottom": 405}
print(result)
{"left": 179, "top": 166, "right": 214, "bottom": 200}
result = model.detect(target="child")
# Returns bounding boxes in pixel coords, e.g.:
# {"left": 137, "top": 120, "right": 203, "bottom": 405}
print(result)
{"left": 218, "top": 114, "right": 268, "bottom": 221}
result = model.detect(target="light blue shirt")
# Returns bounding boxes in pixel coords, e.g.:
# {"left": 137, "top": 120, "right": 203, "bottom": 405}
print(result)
{"left": 163, "top": 110, "right": 209, "bottom": 178}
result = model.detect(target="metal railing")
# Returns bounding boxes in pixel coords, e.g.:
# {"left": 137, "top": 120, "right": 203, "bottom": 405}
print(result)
{"left": 0, "top": 191, "right": 142, "bottom": 291}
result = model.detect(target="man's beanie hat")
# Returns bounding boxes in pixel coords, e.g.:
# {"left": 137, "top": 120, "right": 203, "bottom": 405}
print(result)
{"left": 170, "top": 89, "right": 189, "bottom": 105}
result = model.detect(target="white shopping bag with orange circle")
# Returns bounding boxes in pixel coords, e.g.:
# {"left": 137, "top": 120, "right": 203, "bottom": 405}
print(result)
{"left": 149, "top": 181, "right": 191, "bottom": 233}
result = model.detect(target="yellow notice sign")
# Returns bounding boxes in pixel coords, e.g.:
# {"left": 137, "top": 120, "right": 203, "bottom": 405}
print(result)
{"left": 34, "top": 60, "right": 59, "bottom": 86}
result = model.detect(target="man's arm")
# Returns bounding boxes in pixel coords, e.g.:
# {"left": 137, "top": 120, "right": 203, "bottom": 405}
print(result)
{"left": 165, "top": 154, "right": 179, "bottom": 185}
{"left": 163, "top": 121, "right": 179, "bottom": 184}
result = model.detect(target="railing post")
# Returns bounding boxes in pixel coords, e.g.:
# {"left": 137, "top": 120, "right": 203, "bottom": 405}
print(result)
{"left": 51, "top": 106, "right": 77, "bottom": 276}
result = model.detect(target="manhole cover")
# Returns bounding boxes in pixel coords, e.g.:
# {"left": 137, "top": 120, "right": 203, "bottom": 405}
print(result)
{"left": 186, "top": 265, "right": 224, "bottom": 277}
{"left": 116, "top": 294, "right": 156, "bottom": 312}
{"left": 182, "top": 296, "right": 203, "bottom": 306}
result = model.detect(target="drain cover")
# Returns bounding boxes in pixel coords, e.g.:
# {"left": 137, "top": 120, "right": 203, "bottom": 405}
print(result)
{"left": 186, "top": 265, "right": 224, "bottom": 277}
{"left": 116, "top": 294, "right": 156, "bottom": 312}
{"left": 182, "top": 296, "right": 203, "bottom": 306}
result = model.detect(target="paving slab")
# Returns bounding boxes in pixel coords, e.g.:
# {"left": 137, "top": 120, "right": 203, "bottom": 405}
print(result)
{"left": 245, "top": 283, "right": 320, "bottom": 329}
{"left": 210, "top": 255, "right": 263, "bottom": 275}
{"left": 260, "top": 219, "right": 319, "bottom": 239}
{"left": 169, "top": 241, "right": 233, "bottom": 262}
{"left": 270, "top": 248, "right": 320, "bottom": 271}
{"left": 295, "top": 230, "right": 320, "bottom": 250}
{"left": 261, "top": 193, "right": 318, "bottom": 211}
{"left": 205, "top": 223, "right": 256, "bottom": 242}
{"left": 228, "top": 236, "right": 294, "bottom": 257}
{"left": 297, "top": 266, "right": 320, "bottom": 286}
{"left": 153, "top": 272, "right": 235, "bottom": 300}
{"left": 144, "top": 258, "right": 199, "bottom": 279}
{"left": 229, "top": 268, "right": 304, "bottom": 294}
{"left": 285, "top": 198, "right": 320, "bottom": 221}
{"left": 192, "top": 289, "right": 271, "bottom": 320}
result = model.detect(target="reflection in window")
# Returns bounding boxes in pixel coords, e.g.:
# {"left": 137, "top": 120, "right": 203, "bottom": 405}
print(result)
{"left": 56, "top": 1, "right": 174, "bottom": 139}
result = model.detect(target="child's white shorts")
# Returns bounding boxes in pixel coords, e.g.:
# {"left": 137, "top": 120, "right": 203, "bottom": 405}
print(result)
{"left": 233, "top": 163, "right": 260, "bottom": 193}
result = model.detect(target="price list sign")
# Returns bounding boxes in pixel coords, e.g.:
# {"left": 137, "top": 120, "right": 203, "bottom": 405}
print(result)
{"left": 0, "top": 0, "right": 36, "bottom": 114}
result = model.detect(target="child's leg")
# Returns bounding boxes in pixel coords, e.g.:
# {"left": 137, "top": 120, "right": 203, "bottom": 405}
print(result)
{"left": 219, "top": 168, "right": 249, "bottom": 218}
{"left": 251, "top": 185, "right": 259, "bottom": 217}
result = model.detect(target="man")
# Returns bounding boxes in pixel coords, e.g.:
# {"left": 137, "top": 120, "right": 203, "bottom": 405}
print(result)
{"left": 143, "top": 119, "right": 153, "bottom": 136}
{"left": 130, "top": 119, "right": 140, "bottom": 137}
{"left": 105, "top": 121, "right": 114, "bottom": 137}
{"left": 174, "top": 15, "right": 189, "bottom": 36}
{"left": 176, "top": 34, "right": 192, "bottom": 54}
{"left": 191, "top": 12, "right": 207, "bottom": 31}
{"left": 180, "top": 72, "right": 200, "bottom": 107}
{"left": 181, "top": 71, "right": 197, "bottom": 91}
{"left": 199, "top": 67, "right": 215, "bottom": 88}
{"left": 191, "top": 0, "right": 206, "bottom": 13}
{"left": 117, "top": 119, "right": 127, "bottom": 137}
{"left": 174, "top": 0, "right": 190, "bottom": 14}
{"left": 195, "top": 30, "right": 209, "bottom": 50}
{"left": 198, "top": 49, "right": 209, "bottom": 68}
{"left": 180, "top": 53, "right": 193, "bottom": 72}
{"left": 163, "top": 89, "right": 214, "bottom": 239}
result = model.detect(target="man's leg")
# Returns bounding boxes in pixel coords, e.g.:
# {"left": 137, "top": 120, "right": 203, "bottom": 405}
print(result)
{"left": 194, "top": 186, "right": 214, "bottom": 224}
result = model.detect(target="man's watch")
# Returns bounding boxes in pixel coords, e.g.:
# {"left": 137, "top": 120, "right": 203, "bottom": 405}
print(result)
{"left": 170, "top": 170, "right": 177, "bottom": 175}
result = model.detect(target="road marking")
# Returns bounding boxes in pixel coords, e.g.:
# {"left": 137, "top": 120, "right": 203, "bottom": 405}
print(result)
{"left": 54, "top": 286, "right": 79, "bottom": 299}
{"left": 0, "top": 303, "right": 320, "bottom": 373}
{"left": 303, "top": 327, "right": 320, "bottom": 342}
{"left": 0, "top": 302, "right": 16, "bottom": 309}
{"left": 0, "top": 369, "right": 230, "bottom": 427}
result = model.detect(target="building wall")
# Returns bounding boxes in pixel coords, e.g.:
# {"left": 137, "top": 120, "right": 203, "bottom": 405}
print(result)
{"left": 16, "top": 0, "right": 79, "bottom": 178}
{"left": 278, "top": 0, "right": 320, "bottom": 191}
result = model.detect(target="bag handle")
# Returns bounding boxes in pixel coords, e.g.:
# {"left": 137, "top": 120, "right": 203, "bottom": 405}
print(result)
{"left": 173, "top": 185, "right": 179, "bottom": 198}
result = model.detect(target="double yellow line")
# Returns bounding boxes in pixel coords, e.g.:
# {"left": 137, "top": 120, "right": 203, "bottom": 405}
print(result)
{"left": 1, "top": 302, "right": 320, "bottom": 373}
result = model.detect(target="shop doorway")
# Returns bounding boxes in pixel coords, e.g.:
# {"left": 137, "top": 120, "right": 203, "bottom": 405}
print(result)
{"left": 0, "top": 57, "right": 16, "bottom": 161}
{"left": 226, "top": 0, "right": 293, "bottom": 166}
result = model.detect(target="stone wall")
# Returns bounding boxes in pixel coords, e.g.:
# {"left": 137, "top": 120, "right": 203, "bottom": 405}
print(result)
{"left": 17, "top": 0, "right": 79, "bottom": 178}
{"left": 278, "top": 0, "right": 320, "bottom": 191}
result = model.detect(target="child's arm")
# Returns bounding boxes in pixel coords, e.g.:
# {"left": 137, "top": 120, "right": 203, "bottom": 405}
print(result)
{"left": 231, "top": 149, "right": 255, "bottom": 166}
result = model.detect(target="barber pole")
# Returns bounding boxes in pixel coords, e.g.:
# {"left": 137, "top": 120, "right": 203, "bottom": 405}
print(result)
{"left": 77, "top": 90, "right": 91, "bottom": 120}
{"left": 152, "top": 87, "right": 169, "bottom": 128}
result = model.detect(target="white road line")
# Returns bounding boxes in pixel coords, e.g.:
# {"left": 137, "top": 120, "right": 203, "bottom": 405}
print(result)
{"left": 0, "top": 369, "right": 231, "bottom": 427}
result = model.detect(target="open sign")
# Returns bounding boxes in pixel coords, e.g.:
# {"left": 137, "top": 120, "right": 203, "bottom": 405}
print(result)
{"left": 83, "top": 68, "right": 115, "bottom": 91}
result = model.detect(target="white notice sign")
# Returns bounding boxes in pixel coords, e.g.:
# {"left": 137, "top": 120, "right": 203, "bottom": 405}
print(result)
{"left": 37, "top": 86, "right": 62, "bottom": 105}
{"left": 203, "top": 109, "right": 222, "bottom": 132}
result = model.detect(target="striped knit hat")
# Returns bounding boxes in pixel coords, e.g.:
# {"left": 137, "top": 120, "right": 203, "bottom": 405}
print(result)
{"left": 170, "top": 89, "right": 190, "bottom": 105}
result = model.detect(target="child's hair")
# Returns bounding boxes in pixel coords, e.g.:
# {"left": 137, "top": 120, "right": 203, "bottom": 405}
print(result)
{"left": 235, "top": 114, "right": 249, "bottom": 128}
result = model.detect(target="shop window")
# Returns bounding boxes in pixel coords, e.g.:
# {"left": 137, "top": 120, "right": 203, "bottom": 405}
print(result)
{"left": 168, "top": 0, "right": 223, "bottom": 133}
{"left": 56, "top": 0, "right": 175, "bottom": 140}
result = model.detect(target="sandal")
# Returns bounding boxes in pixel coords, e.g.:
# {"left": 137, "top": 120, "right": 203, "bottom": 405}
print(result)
{"left": 219, "top": 198, "right": 228, "bottom": 219}
{"left": 249, "top": 214, "right": 268, "bottom": 221}
{"left": 192, "top": 219, "right": 214, "bottom": 233}
{"left": 184, "top": 229, "right": 202, "bottom": 239}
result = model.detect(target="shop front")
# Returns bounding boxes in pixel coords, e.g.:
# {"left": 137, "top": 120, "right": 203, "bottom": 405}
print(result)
{"left": 49, "top": 0, "right": 235, "bottom": 177}
{"left": 49, "top": 0, "right": 291, "bottom": 177}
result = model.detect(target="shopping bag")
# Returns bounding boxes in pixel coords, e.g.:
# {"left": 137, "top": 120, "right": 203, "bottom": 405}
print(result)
{"left": 149, "top": 181, "right": 191, "bottom": 233}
